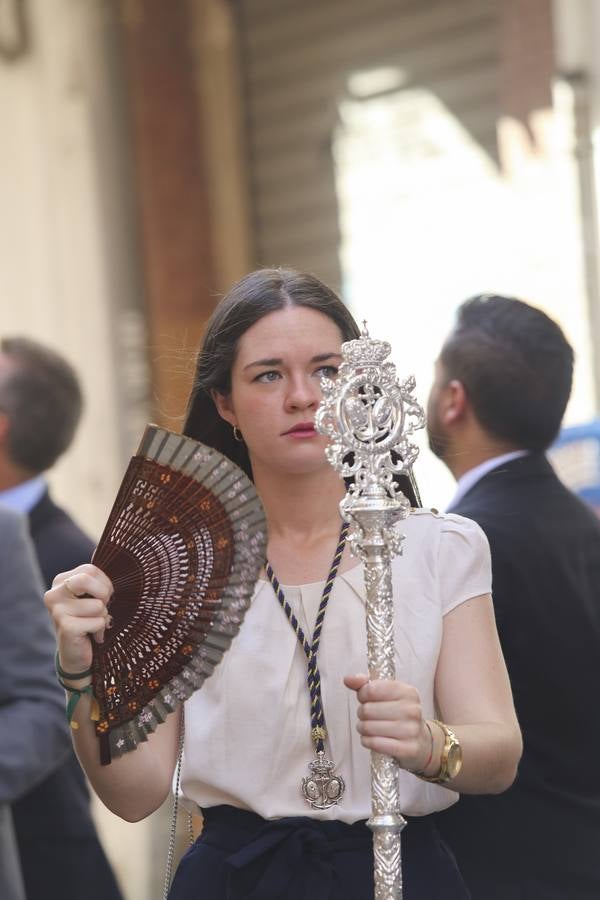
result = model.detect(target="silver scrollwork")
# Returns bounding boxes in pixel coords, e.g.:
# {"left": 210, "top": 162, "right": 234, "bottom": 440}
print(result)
{"left": 315, "top": 323, "right": 425, "bottom": 900}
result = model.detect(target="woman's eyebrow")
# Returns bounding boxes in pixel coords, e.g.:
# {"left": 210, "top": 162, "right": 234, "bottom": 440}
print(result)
{"left": 243, "top": 357, "right": 282, "bottom": 370}
{"left": 243, "top": 352, "right": 342, "bottom": 371}
{"left": 312, "top": 352, "right": 343, "bottom": 364}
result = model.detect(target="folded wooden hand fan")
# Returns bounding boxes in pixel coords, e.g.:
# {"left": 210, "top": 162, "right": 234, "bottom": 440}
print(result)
{"left": 90, "top": 425, "right": 267, "bottom": 765}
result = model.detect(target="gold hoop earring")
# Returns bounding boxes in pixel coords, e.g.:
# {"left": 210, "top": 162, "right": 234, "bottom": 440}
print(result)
{"left": 233, "top": 426, "right": 243, "bottom": 443}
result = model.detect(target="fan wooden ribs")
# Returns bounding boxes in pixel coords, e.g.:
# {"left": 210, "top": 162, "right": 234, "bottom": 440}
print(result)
{"left": 91, "top": 425, "right": 267, "bottom": 764}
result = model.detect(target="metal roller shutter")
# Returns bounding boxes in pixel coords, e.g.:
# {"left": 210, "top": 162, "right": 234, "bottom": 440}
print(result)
{"left": 236, "top": 0, "right": 500, "bottom": 292}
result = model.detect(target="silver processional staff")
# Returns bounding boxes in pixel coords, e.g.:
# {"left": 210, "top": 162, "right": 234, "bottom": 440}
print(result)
{"left": 315, "top": 323, "right": 425, "bottom": 900}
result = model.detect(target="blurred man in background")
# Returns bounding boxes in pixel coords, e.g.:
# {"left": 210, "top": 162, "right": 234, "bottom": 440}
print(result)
{"left": 428, "top": 296, "right": 600, "bottom": 898}
{"left": 0, "top": 505, "right": 70, "bottom": 900}
{"left": 0, "top": 337, "right": 123, "bottom": 899}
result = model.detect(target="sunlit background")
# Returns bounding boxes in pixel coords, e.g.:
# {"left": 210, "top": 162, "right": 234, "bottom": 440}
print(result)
{"left": 2, "top": 1, "right": 600, "bottom": 896}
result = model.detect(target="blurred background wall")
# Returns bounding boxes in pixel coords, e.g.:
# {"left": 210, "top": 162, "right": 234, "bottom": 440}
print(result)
{"left": 2, "top": 0, "right": 600, "bottom": 896}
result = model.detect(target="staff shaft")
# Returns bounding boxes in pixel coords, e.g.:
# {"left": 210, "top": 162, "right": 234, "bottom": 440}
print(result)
{"left": 354, "top": 516, "right": 406, "bottom": 900}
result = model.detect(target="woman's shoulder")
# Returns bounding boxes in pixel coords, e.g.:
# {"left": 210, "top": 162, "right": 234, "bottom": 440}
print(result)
{"left": 402, "top": 507, "right": 490, "bottom": 567}
{"left": 402, "top": 509, "right": 492, "bottom": 609}
{"left": 406, "top": 506, "right": 487, "bottom": 539}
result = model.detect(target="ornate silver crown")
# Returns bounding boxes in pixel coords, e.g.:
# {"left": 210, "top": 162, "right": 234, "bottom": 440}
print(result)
{"left": 308, "top": 754, "right": 335, "bottom": 774}
{"left": 342, "top": 327, "right": 391, "bottom": 366}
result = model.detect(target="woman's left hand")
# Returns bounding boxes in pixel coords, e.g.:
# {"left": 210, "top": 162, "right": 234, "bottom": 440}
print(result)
{"left": 344, "top": 673, "right": 431, "bottom": 772}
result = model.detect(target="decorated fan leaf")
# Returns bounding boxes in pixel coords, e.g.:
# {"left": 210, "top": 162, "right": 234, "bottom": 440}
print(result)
{"left": 91, "top": 425, "right": 266, "bottom": 764}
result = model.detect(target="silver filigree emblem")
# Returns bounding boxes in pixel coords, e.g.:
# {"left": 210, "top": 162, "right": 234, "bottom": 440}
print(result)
{"left": 315, "top": 323, "right": 425, "bottom": 559}
{"left": 301, "top": 751, "right": 346, "bottom": 810}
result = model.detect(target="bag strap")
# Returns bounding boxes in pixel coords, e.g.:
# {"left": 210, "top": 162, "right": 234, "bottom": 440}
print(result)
{"left": 163, "top": 707, "right": 194, "bottom": 899}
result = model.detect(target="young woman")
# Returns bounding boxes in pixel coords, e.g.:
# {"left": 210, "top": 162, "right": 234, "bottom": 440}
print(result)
{"left": 45, "top": 269, "right": 522, "bottom": 899}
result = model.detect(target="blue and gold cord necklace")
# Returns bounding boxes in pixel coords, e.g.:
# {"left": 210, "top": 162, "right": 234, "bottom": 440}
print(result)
{"left": 265, "top": 521, "right": 349, "bottom": 810}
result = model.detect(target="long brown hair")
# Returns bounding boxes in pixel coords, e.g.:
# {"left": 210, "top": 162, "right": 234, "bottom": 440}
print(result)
{"left": 183, "top": 267, "right": 420, "bottom": 506}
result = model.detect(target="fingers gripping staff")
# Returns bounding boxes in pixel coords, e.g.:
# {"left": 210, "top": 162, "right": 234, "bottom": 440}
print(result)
{"left": 88, "top": 426, "right": 266, "bottom": 765}
{"left": 315, "top": 324, "right": 425, "bottom": 900}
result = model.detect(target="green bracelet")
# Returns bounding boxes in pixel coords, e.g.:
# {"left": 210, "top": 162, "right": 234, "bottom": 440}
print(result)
{"left": 55, "top": 651, "right": 92, "bottom": 682}
{"left": 57, "top": 674, "right": 98, "bottom": 729}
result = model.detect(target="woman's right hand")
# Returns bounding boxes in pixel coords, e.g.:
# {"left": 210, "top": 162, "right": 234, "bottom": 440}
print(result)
{"left": 44, "top": 564, "right": 114, "bottom": 678}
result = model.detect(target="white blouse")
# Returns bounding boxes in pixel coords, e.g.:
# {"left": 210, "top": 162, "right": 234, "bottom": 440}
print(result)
{"left": 180, "top": 509, "right": 492, "bottom": 823}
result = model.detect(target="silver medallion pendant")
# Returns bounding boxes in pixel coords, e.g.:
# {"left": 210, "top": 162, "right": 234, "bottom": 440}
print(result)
{"left": 301, "top": 750, "right": 345, "bottom": 810}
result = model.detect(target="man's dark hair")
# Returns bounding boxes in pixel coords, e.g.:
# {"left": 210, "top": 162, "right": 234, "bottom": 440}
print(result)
{"left": 0, "top": 337, "right": 83, "bottom": 473}
{"left": 440, "top": 295, "right": 574, "bottom": 452}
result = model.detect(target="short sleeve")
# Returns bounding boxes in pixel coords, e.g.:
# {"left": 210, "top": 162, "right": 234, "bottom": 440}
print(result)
{"left": 438, "top": 513, "right": 492, "bottom": 615}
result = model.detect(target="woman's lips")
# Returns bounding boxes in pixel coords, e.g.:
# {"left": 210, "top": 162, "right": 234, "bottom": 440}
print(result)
{"left": 283, "top": 423, "right": 317, "bottom": 438}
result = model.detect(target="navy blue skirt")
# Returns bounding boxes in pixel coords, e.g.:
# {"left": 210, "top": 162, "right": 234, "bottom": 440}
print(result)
{"left": 168, "top": 805, "right": 469, "bottom": 899}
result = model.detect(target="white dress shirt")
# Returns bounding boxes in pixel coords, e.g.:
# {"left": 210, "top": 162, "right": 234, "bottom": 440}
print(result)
{"left": 0, "top": 476, "right": 46, "bottom": 515}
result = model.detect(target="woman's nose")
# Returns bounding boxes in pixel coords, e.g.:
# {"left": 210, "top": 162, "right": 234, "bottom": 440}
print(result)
{"left": 285, "top": 375, "right": 320, "bottom": 411}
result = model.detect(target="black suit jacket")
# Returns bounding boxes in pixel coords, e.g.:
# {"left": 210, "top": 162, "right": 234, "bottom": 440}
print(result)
{"left": 11, "top": 490, "right": 123, "bottom": 900}
{"left": 28, "top": 489, "right": 96, "bottom": 589}
{"left": 436, "top": 454, "right": 600, "bottom": 898}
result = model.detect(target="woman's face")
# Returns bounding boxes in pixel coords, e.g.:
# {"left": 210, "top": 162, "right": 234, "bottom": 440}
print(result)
{"left": 214, "top": 305, "right": 344, "bottom": 477}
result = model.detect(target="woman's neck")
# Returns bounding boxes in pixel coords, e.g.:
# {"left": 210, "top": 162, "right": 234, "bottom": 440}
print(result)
{"left": 253, "top": 464, "right": 346, "bottom": 543}
{"left": 252, "top": 463, "right": 357, "bottom": 584}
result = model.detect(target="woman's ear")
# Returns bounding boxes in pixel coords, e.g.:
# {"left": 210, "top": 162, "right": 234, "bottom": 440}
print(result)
{"left": 211, "top": 389, "right": 237, "bottom": 428}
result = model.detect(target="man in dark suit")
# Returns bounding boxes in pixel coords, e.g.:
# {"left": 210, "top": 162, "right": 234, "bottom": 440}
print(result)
{"left": 0, "top": 505, "right": 71, "bottom": 900}
{"left": 0, "top": 338, "right": 123, "bottom": 900}
{"left": 428, "top": 296, "right": 600, "bottom": 898}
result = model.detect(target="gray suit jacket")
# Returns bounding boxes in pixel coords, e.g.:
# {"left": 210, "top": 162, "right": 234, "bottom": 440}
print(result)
{"left": 0, "top": 505, "right": 70, "bottom": 897}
